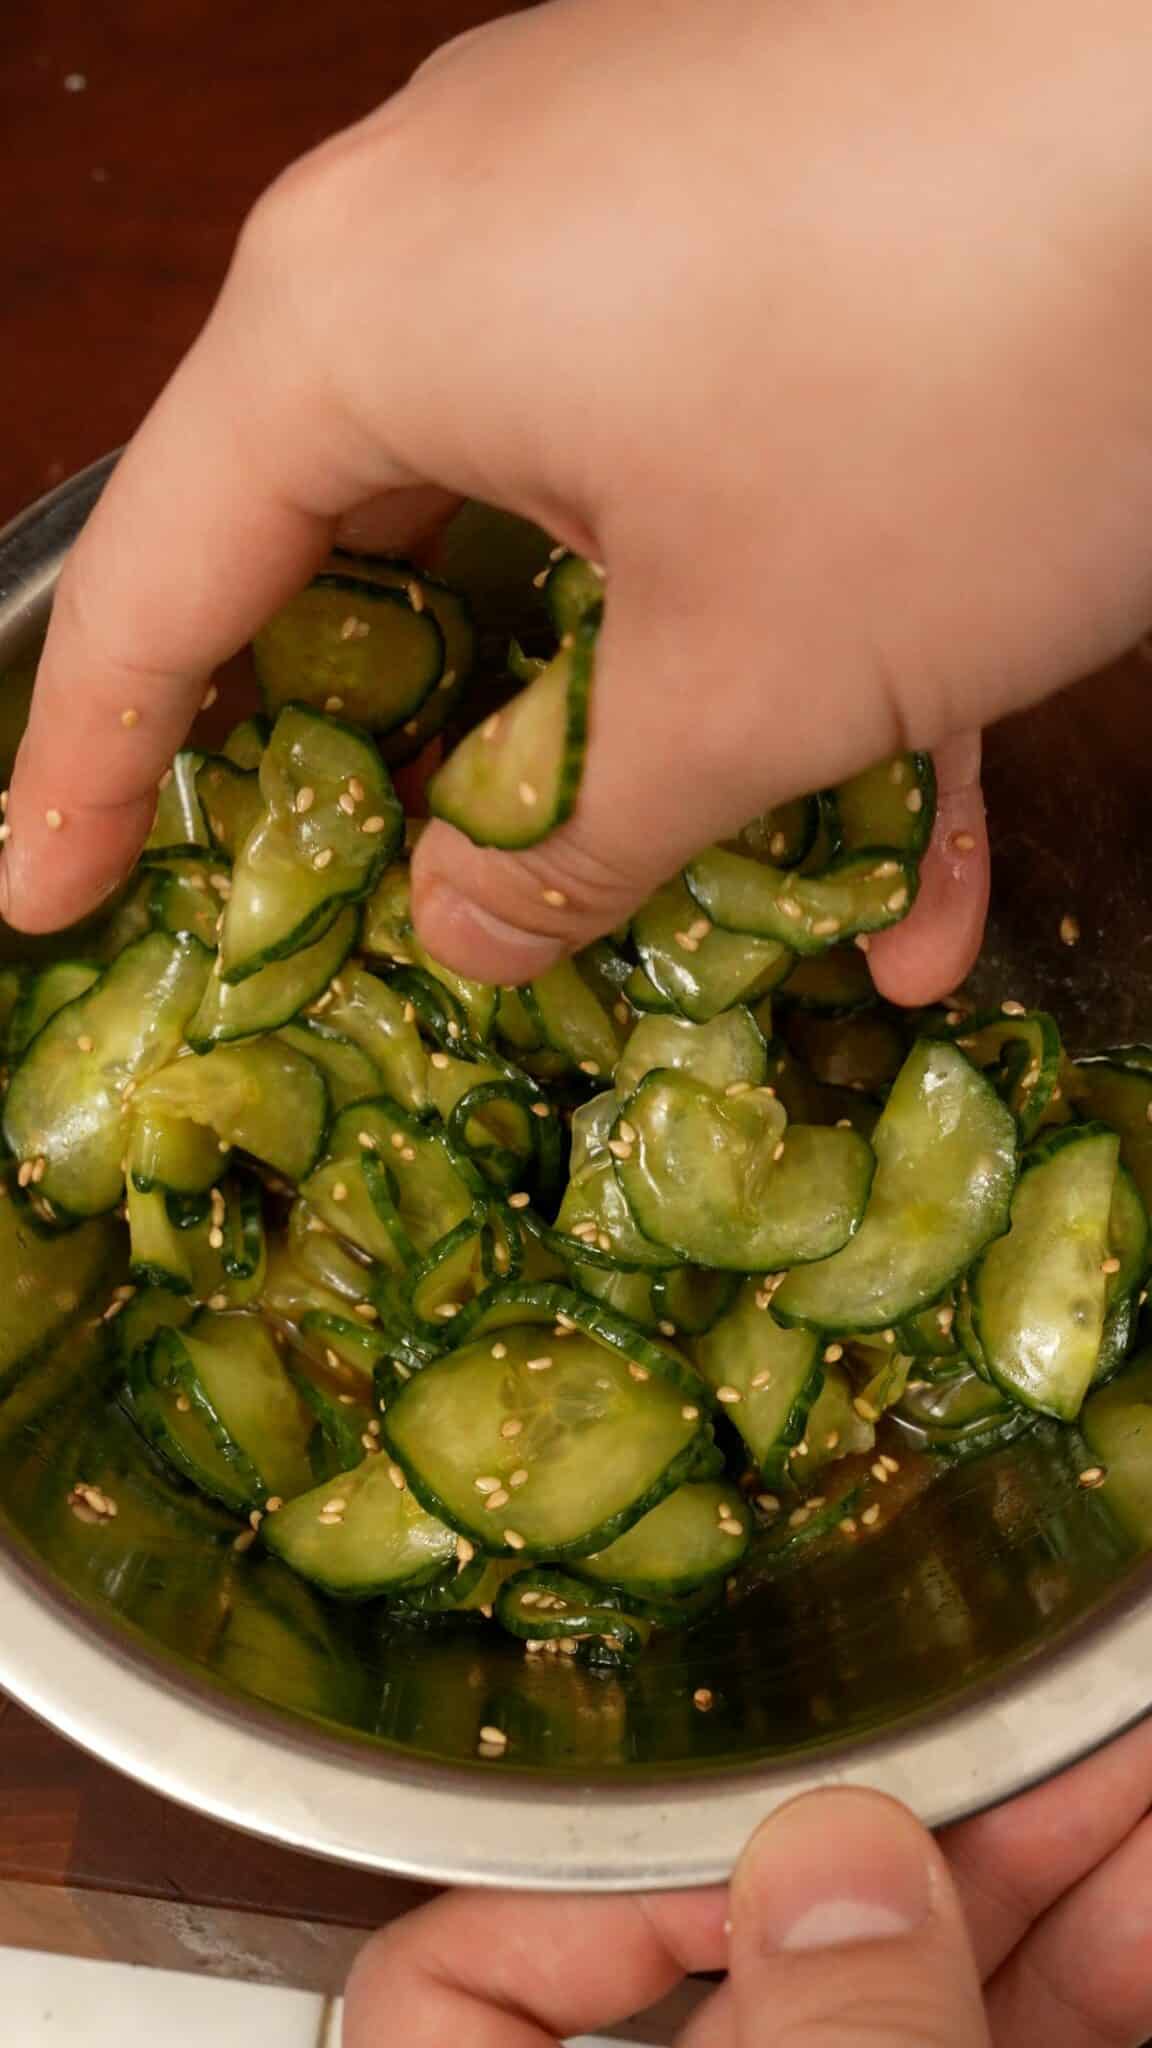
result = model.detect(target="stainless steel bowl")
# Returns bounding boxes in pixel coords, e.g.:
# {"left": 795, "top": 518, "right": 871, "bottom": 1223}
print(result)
{"left": 1, "top": 454, "right": 1152, "bottom": 1891}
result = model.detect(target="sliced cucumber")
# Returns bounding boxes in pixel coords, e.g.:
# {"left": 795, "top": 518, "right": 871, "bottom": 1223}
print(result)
{"left": 614, "top": 1006, "right": 768, "bottom": 1100}
{"left": 731, "top": 796, "right": 819, "bottom": 869}
{"left": 327, "top": 552, "right": 476, "bottom": 761}
{"left": 277, "top": 1022, "right": 382, "bottom": 1110}
{"left": 777, "top": 946, "right": 875, "bottom": 1013}
{"left": 614, "top": 1071, "right": 872, "bottom": 1271}
{"left": 7, "top": 961, "right": 100, "bottom": 1062}
{"left": 650, "top": 1265, "right": 739, "bottom": 1337}
{"left": 142, "top": 751, "right": 208, "bottom": 861}
{"left": 774, "top": 1041, "right": 1018, "bottom": 1331}
{"left": 896, "top": 1366, "right": 1033, "bottom": 1458}
{"left": 1079, "top": 1350, "right": 1152, "bottom": 1544}
{"left": 684, "top": 847, "right": 919, "bottom": 954}
{"left": 384, "top": 1310, "right": 705, "bottom": 1556}
{"left": 523, "top": 957, "right": 622, "bottom": 1079}
{"left": 135, "top": 1038, "right": 328, "bottom": 1184}
{"left": 254, "top": 574, "right": 446, "bottom": 733}
{"left": 575, "top": 1481, "right": 748, "bottom": 1598}
{"left": 303, "top": 1100, "right": 478, "bottom": 1266}
{"left": 320, "top": 962, "right": 429, "bottom": 1115}
{"left": 691, "top": 1283, "right": 823, "bottom": 1481}
{"left": 937, "top": 1009, "right": 1063, "bottom": 1141}
{"left": 195, "top": 756, "right": 263, "bottom": 860}
{"left": 632, "top": 877, "right": 793, "bottom": 1023}
{"left": 4, "top": 933, "right": 212, "bottom": 1217}
{"left": 188, "top": 906, "right": 358, "bottom": 1048}
{"left": 496, "top": 1570, "right": 653, "bottom": 1664}
{"left": 802, "top": 1363, "right": 876, "bottom": 1472}
{"left": 220, "top": 717, "right": 270, "bottom": 771}
{"left": 0, "top": 1188, "right": 117, "bottom": 1391}
{"left": 264, "top": 1455, "right": 456, "bottom": 1598}
{"left": 1070, "top": 1055, "right": 1152, "bottom": 1218}
{"left": 428, "top": 620, "right": 595, "bottom": 849}
{"left": 150, "top": 864, "right": 226, "bottom": 951}
{"left": 832, "top": 752, "right": 935, "bottom": 858}
{"left": 542, "top": 553, "right": 604, "bottom": 636}
{"left": 220, "top": 706, "right": 400, "bottom": 981}
{"left": 972, "top": 1126, "right": 1118, "bottom": 1420}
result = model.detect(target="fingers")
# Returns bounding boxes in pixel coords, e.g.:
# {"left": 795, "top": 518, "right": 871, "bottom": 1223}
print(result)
{"left": 411, "top": 571, "right": 909, "bottom": 982}
{"left": 867, "top": 731, "right": 989, "bottom": 1006}
{"left": 984, "top": 1806, "right": 1152, "bottom": 2047}
{"left": 705, "top": 1789, "right": 989, "bottom": 2048}
{"left": 940, "top": 1713, "right": 1152, "bottom": 1982}
{"left": 342, "top": 1882, "right": 727, "bottom": 2048}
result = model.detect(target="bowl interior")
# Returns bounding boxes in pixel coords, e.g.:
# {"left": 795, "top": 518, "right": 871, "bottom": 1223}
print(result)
{"left": 0, "top": 467, "right": 1150, "bottom": 1841}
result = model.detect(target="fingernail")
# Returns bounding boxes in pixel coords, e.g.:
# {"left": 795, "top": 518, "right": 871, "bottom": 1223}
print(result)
{"left": 414, "top": 879, "right": 568, "bottom": 982}
{"left": 734, "top": 1790, "right": 934, "bottom": 1955}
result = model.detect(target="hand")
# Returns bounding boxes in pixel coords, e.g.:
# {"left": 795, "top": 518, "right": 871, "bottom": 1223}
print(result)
{"left": 342, "top": 1718, "right": 1152, "bottom": 2046}
{"left": 12, "top": 0, "right": 1152, "bottom": 1004}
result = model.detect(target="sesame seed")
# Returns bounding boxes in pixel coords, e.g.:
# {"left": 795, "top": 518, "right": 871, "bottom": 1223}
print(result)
{"left": 772, "top": 1140, "right": 786, "bottom": 1162}
{"left": 362, "top": 815, "right": 387, "bottom": 835}
{"left": 607, "top": 1137, "right": 632, "bottom": 1160}
{"left": 839, "top": 1517, "right": 858, "bottom": 1536}
{"left": 322, "top": 1498, "right": 348, "bottom": 1515}
{"left": 120, "top": 706, "right": 140, "bottom": 729}
{"left": 337, "top": 792, "right": 356, "bottom": 815}
{"left": 693, "top": 1687, "right": 714, "bottom": 1711}
{"left": 491, "top": 1342, "right": 508, "bottom": 1359}
{"left": 456, "top": 1535, "right": 475, "bottom": 1564}
{"left": 44, "top": 809, "right": 63, "bottom": 831}
{"left": 673, "top": 930, "right": 699, "bottom": 952}
{"left": 201, "top": 684, "right": 219, "bottom": 710}
{"left": 769, "top": 832, "right": 788, "bottom": 858}
{"left": 578, "top": 1059, "right": 600, "bottom": 1076}
{"left": 628, "top": 1361, "right": 650, "bottom": 1382}
{"left": 716, "top": 1385, "right": 742, "bottom": 1405}
{"left": 509, "top": 1467, "right": 529, "bottom": 1487}
{"left": 871, "top": 1461, "right": 890, "bottom": 1485}
{"left": 508, "top": 1191, "right": 531, "bottom": 1210}
{"left": 885, "top": 888, "right": 909, "bottom": 914}
{"left": 402, "top": 1001, "right": 415, "bottom": 1024}
{"left": 475, "top": 1475, "right": 502, "bottom": 1493}
{"left": 542, "top": 887, "right": 568, "bottom": 907}
{"left": 518, "top": 782, "right": 538, "bottom": 807}
{"left": 725, "top": 1081, "right": 752, "bottom": 1097}
{"left": 76, "top": 1034, "right": 94, "bottom": 1053}
{"left": 207, "top": 1291, "right": 228, "bottom": 1311}
{"left": 354, "top": 1301, "right": 379, "bottom": 1322}
{"left": 811, "top": 917, "right": 840, "bottom": 938}
{"left": 687, "top": 918, "right": 712, "bottom": 942}
{"left": 330, "top": 1182, "right": 348, "bottom": 1203}
{"left": 530, "top": 1101, "right": 551, "bottom": 1120}
{"left": 313, "top": 848, "right": 334, "bottom": 870}
{"left": 526, "top": 1355, "right": 554, "bottom": 1372}
{"left": 777, "top": 897, "right": 802, "bottom": 921}
{"left": 485, "top": 1489, "right": 510, "bottom": 1512}
{"left": 854, "top": 1396, "right": 879, "bottom": 1422}
{"left": 793, "top": 1440, "right": 809, "bottom": 1458}
{"left": 439, "top": 669, "right": 457, "bottom": 691}
{"left": 788, "top": 1506, "right": 811, "bottom": 1529}
{"left": 861, "top": 1504, "right": 881, "bottom": 1526}
{"left": 1001, "top": 999, "right": 1026, "bottom": 1017}
{"left": 175, "top": 1393, "right": 191, "bottom": 1413}
{"left": 1102, "top": 1256, "right": 1121, "bottom": 1275}
{"left": 951, "top": 831, "right": 976, "bottom": 854}
{"left": 880, "top": 1454, "right": 900, "bottom": 1474}
{"left": 478, "top": 1725, "right": 508, "bottom": 1751}
{"left": 0, "top": 824, "right": 10, "bottom": 845}
{"left": 430, "top": 1051, "right": 451, "bottom": 1070}
{"left": 17, "top": 1162, "right": 34, "bottom": 1188}
{"left": 388, "top": 1464, "right": 406, "bottom": 1490}
{"left": 324, "top": 695, "right": 344, "bottom": 713}
{"left": 881, "top": 1328, "right": 896, "bottom": 1344}
{"left": 158, "top": 768, "right": 173, "bottom": 791}
{"left": 854, "top": 933, "right": 872, "bottom": 954}
{"left": 434, "top": 1301, "right": 461, "bottom": 1319}
{"left": 1078, "top": 1465, "right": 1107, "bottom": 1488}
{"left": 889, "top": 759, "right": 907, "bottom": 784}
{"left": 823, "top": 1343, "right": 844, "bottom": 1363}
{"left": 720, "top": 1517, "right": 744, "bottom": 1537}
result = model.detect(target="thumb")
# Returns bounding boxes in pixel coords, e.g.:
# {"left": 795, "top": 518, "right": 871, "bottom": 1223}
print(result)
{"left": 723, "top": 1789, "right": 989, "bottom": 2048}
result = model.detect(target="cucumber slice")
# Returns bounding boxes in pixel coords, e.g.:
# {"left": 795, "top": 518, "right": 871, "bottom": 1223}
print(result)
{"left": 428, "top": 1057, "right": 540, "bottom": 1191}
{"left": 802, "top": 1363, "right": 876, "bottom": 1471}
{"left": 384, "top": 1313, "right": 706, "bottom": 1556}
{"left": 684, "top": 847, "right": 919, "bottom": 953}
{"left": 277, "top": 1022, "right": 382, "bottom": 1110}
{"left": 220, "top": 717, "right": 270, "bottom": 771}
{"left": 614, "top": 1071, "right": 873, "bottom": 1271}
{"left": 142, "top": 751, "right": 209, "bottom": 861}
{"left": 650, "top": 1266, "right": 739, "bottom": 1337}
{"left": 4, "top": 933, "right": 212, "bottom": 1217}
{"left": 428, "top": 620, "right": 595, "bottom": 849}
{"left": 937, "top": 1009, "right": 1063, "bottom": 1141}
{"left": 731, "top": 796, "right": 819, "bottom": 869}
{"left": 632, "top": 878, "right": 793, "bottom": 1023}
{"left": 127, "top": 1180, "right": 196, "bottom": 1293}
{"left": 303, "top": 1101, "right": 479, "bottom": 1266}
{"left": 319, "top": 962, "right": 429, "bottom": 1115}
{"left": 972, "top": 1126, "right": 1119, "bottom": 1420}
{"left": 777, "top": 946, "right": 876, "bottom": 1013}
{"left": 542, "top": 553, "right": 604, "bottom": 636}
{"left": 254, "top": 574, "right": 446, "bottom": 733}
{"left": 326, "top": 552, "right": 476, "bottom": 761}
{"left": 135, "top": 1039, "right": 328, "bottom": 1183}
{"left": 524, "top": 957, "right": 622, "bottom": 1079}
{"left": 93, "top": 877, "right": 157, "bottom": 963}
{"left": 195, "top": 756, "right": 263, "bottom": 860}
{"left": 409, "top": 1216, "right": 501, "bottom": 1326}
{"left": 896, "top": 1366, "right": 1033, "bottom": 1458}
{"left": 570, "top": 1259, "right": 660, "bottom": 1328}
{"left": 554, "top": 1154, "right": 677, "bottom": 1270}
{"left": 621, "top": 963, "right": 678, "bottom": 1016}
{"left": 1079, "top": 1350, "right": 1152, "bottom": 1544}
{"left": 132, "top": 1310, "right": 314, "bottom": 1509}
{"left": 264, "top": 1455, "right": 457, "bottom": 1598}
{"left": 691, "top": 1283, "right": 824, "bottom": 1481}
{"left": 361, "top": 866, "right": 498, "bottom": 1042}
{"left": 575, "top": 1481, "right": 749, "bottom": 1598}
{"left": 1070, "top": 1055, "right": 1152, "bottom": 1217}
{"left": 187, "top": 906, "right": 358, "bottom": 1048}
{"left": 150, "top": 863, "right": 227, "bottom": 950}
{"left": 7, "top": 961, "right": 100, "bottom": 1061}
{"left": 832, "top": 752, "right": 936, "bottom": 857}
{"left": 0, "top": 1188, "right": 117, "bottom": 1391}
{"left": 496, "top": 1570, "right": 653, "bottom": 1664}
{"left": 774, "top": 1041, "right": 1018, "bottom": 1331}
{"left": 220, "top": 706, "right": 400, "bottom": 982}
{"left": 614, "top": 1006, "right": 768, "bottom": 1100}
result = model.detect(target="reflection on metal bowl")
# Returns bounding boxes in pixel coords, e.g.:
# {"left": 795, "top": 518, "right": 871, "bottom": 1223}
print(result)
{"left": 0, "top": 454, "right": 1150, "bottom": 1891}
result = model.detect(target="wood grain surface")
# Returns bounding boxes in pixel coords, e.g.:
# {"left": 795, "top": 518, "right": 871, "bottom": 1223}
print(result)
{"left": 0, "top": 0, "right": 526, "bottom": 1991}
